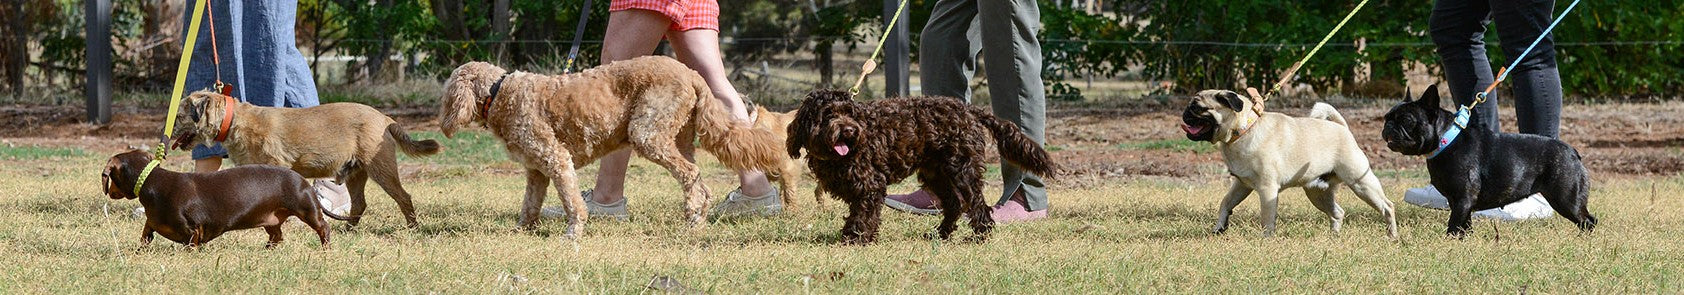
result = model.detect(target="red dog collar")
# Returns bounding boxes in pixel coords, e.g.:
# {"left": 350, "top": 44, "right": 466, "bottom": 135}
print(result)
{"left": 214, "top": 95, "right": 235, "bottom": 142}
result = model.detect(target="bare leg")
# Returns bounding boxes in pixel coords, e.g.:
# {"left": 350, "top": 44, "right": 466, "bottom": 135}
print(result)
{"left": 194, "top": 158, "right": 222, "bottom": 173}
{"left": 590, "top": 9, "right": 675, "bottom": 204}
{"left": 668, "top": 28, "right": 774, "bottom": 197}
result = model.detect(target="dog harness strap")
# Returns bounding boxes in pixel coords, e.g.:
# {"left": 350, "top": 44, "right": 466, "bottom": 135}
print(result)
{"left": 133, "top": 160, "right": 162, "bottom": 196}
{"left": 214, "top": 95, "right": 235, "bottom": 142}
{"left": 480, "top": 72, "right": 513, "bottom": 120}
{"left": 1428, "top": 106, "right": 1472, "bottom": 159}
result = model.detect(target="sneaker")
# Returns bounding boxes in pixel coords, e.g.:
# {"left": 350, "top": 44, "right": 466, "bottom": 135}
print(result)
{"left": 312, "top": 180, "right": 352, "bottom": 218}
{"left": 710, "top": 187, "right": 783, "bottom": 218}
{"left": 1402, "top": 185, "right": 1555, "bottom": 221}
{"left": 885, "top": 190, "right": 941, "bottom": 215}
{"left": 541, "top": 190, "right": 631, "bottom": 221}
{"left": 990, "top": 192, "right": 1047, "bottom": 223}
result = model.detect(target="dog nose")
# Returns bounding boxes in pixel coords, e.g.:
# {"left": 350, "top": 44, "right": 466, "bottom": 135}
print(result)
{"left": 841, "top": 126, "right": 856, "bottom": 136}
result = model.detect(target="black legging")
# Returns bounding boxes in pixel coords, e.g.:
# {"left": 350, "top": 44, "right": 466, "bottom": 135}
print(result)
{"left": 1430, "top": 0, "right": 1563, "bottom": 138}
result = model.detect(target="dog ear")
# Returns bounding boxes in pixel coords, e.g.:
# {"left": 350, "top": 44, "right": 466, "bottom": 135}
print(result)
{"left": 440, "top": 62, "right": 501, "bottom": 138}
{"left": 1217, "top": 91, "right": 1247, "bottom": 111}
{"left": 102, "top": 158, "right": 134, "bottom": 199}
{"left": 1417, "top": 84, "right": 1442, "bottom": 109}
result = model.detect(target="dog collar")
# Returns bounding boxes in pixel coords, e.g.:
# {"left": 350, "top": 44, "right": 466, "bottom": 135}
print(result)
{"left": 214, "top": 95, "right": 236, "bottom": 142}
{"left": 1427, "top": 106, "right": 1473, "bottom": 158}
{"left": 1225, "top": 113, "right": 1259, "bottom": 144}
{"left": 133, "top": 160, "right": 162, "bottom": 196}
{"left": 479, "top": 72, "right": 513, "bottom": 120}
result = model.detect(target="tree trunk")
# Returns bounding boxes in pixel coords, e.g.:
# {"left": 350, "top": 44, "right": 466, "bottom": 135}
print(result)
{"left": 4, "top": 0, "right": 25, "bottom": 96}
{"left": 815, "top": 41, "right": 834, "bottom": 87}
{"left": 491, "top": 0, "right": 509, "bottom": 63}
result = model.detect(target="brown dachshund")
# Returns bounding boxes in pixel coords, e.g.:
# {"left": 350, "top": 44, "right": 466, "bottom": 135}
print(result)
{"left": 101, "top": 150, "right": 353, "bottom": 248}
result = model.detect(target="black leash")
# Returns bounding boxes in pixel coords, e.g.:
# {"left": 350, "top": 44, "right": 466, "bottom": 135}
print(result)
{"left": 563, "top": 0, "right": 594, "bottom": 73}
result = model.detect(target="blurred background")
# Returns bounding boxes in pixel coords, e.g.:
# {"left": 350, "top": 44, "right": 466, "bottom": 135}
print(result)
{"left": 1, "top": 0, "right": 1679, "bottom": 109}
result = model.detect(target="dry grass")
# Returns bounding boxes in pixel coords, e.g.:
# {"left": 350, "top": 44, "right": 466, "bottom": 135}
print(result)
{"left": 2, "top": 133, "right": 1681, "bottom": 293}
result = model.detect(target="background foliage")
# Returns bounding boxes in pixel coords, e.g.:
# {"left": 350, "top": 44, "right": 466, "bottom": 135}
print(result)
{"left": 3, "top": 0, "right": 1678, "bottom": 102}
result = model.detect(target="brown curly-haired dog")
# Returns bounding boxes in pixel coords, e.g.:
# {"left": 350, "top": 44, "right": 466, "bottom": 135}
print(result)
{"left": 439, "top": 56, "right": 788, "bottom": 238}
{"left": 787, "top": 90, "right": 1056, "bottom": 244}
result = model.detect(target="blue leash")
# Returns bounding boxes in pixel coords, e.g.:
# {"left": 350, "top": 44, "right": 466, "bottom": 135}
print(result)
{"left": 1429, "top": 0, "right": 1582, "bottom": 159}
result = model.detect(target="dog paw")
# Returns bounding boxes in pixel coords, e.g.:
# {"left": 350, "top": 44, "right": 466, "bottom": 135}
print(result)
{"left": 1210, "top": 226, "right": 1227, "bottom": 235}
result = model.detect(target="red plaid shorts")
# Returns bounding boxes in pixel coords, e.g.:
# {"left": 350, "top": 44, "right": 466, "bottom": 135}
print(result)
{"left": 610, "top": 0, "right": 720, "bottom": 31}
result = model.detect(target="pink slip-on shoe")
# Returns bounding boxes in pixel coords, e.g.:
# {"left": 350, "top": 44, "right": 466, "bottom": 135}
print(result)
{"left": 990, "top": 194, "right": 1047, "bottom": 223}
{"left": 885, "top": 190, "right": 941, "bottom": 215}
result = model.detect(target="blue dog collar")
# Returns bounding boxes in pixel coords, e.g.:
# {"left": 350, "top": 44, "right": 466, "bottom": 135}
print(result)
{"left": 1427, "top": 106, "right": 1472, "bottom": 159}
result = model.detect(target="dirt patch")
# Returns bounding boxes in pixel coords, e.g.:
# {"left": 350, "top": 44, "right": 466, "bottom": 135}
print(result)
{"left": 6, "top": 101, "right": 1682, "bottom": 183}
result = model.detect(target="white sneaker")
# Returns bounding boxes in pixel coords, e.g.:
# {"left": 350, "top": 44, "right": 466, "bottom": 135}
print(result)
{"left": 1403, "top": 185, "right": 1555, "bottom": 221}
{"left": 710, "top": 187, "right": 783, "bottom": 219}
{"left": 541, "top": 190, "right": 631, "bottom": 221}
{"left": 313, "top": 179, "right": 352, "bottom": 217}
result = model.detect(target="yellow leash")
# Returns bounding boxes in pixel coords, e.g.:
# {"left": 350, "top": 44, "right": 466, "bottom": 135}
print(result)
{"left": 136, "top": 0, "right": 209, "bottom": 196}
{"left": 1259, "top": 0, "right": 1371, "bottom": 101}
{"left": 848, "top": 0, "right": 911, "bottom": 96}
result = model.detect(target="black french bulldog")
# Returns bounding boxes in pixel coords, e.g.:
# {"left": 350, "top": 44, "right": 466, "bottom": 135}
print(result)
{"left": 1381, "top": 84, "right": 1596, "bottom": 238}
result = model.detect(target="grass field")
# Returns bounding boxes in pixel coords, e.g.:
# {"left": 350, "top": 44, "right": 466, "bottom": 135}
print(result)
{"left": 3, "top": 131, "right": 1682, "bottom": 293}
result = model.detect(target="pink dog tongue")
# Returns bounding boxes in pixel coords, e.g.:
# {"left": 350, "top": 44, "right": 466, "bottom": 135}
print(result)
{"left": 833, "top": 143, "right": 851, "bottom": 156}
{"left": 1181, "top": 123, "right": 1205, "bottom": 135}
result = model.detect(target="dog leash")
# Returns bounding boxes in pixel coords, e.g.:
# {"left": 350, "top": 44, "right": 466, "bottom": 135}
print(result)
{"left": 848, "top": 0, "right": 911, "bottom": 96}
{"left": 1430, "top": 0, "right": 1582, "bottom": 158}
{"left": 1254, "top": 0, "right": 1370, "bottom": 102}
{"left": 562, "top": 0, "right": 594, "bottom": 74}
{"left": 139, "top": 0, "right": 235, "bottom": 196}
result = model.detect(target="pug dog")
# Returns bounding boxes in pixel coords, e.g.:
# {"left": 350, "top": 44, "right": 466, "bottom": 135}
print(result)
{"left": 1381, "top": 85, "right": 1595, "bottom": 238}
{"left": 1182, "top": 90, "right": 1398, "bottom": 238}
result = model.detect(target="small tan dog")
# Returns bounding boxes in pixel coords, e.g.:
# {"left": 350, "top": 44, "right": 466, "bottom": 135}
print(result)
{"left": 1180, "top": 89, "right": 1397, "bottom": 238}
{"left": 750, "top": 105, "right": 815, "bottom": 206}
{"left": 173, "top": 91, "right": 441, "bottom": 227}
{"left": 439, "top": 56, "right": 788, "bottom": 237}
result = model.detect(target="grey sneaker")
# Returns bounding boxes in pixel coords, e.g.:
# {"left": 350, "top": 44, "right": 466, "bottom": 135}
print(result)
{"left": 542, "top": 190, "right": 631, "bottom": 221}
{"left": 710, "top": 187, "right": 783, "bottom": 219}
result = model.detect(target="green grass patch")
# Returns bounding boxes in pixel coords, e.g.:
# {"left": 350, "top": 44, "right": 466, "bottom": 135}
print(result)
{"left": 400, "top": 130, "right": 510, "bottom": 166}
{"left": 0, "top": 145, "right": 87, "bottom": 160}
{"left": 6, "top": 145, "right": 1683, "bottom": 293}
{"left": 1116, "top": 139, "right": 1215, "bottom": 153}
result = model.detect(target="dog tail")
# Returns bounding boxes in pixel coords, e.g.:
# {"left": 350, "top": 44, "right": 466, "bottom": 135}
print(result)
{"left": 974, "top": 109, "right": 1057, "bottom": 177}
{"left": 387, "top": 124, "right": 443, "bottom": 156}
{"left": 691, "top": 78, "right": 787, "bottom": 174}
{"left": 1309, "top": 102, "right": 1348, "bottom": 126}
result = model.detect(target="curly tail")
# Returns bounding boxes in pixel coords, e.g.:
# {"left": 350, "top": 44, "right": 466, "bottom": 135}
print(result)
{"left": 1308, "top": 102, "right": 1348, "bottom": 126}
{"left": 691, "top": 78, "right": 787, "bottom": 175}
{"left": 974, "top": 109, "right": 1056, "bottom": 177}
{"left": 386, "top": 124, "right": 443, "bottom": 156}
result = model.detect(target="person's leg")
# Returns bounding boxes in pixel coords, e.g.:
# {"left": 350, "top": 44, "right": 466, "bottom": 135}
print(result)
{"left": 589, "top": 9, "right": 674, "bottom": 205}
{"left": 183, "top": 0, "right": 239, "bottom": 172}
{"left": 1491, "top": 0, "right": 1562, "bottom": 138}
{"left": 666, "top": 29, "right": 776, "bottom": 198}
{"left": 918, "top": 0, "right": 983, "bottom": 101}
{"left": 245, "top": 0, "right": 319, "bottom": 108}
{"left": 884, "top": 0, "right": 980, "bottom": 214}
{"left": 1430, "top": 0, "right": 1499, "bottom": 131}
{"left": 977, "top": 0, "right": 1048, "bottom": 212}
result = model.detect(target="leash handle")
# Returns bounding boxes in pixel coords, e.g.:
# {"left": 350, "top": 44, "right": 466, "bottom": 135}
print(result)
{"left": 849, "top": 0, "right": 910, "bottom": 96}
{"left": 563, "top": 0, "right": 594, "bottom": 73}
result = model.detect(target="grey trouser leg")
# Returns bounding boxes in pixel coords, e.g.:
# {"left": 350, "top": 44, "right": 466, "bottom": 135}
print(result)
{"left": 1430, "top": 0, "right": 1562, "bottom": 138}
{"left": 919, "top": 0, "right": 1048, "bottom": 210}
